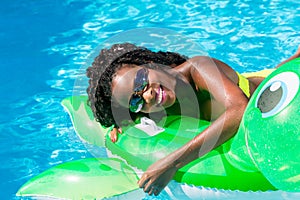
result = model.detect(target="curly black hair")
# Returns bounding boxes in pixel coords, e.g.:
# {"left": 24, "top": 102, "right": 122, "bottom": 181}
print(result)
{"left": 86, "top": 43, "right": 188, "bottom": 128}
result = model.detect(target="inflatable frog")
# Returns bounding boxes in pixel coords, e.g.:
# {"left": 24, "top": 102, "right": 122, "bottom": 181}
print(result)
{"left": 227, "top": 57, "right": 300, "bottom": 191}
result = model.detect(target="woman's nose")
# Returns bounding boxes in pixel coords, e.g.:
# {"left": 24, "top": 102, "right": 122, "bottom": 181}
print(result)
{"left": 142, "top": 87, "right": 155, "bottom": 104}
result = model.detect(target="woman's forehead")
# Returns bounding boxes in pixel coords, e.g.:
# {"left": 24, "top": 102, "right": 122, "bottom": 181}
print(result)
{"left": 111, "top": 65, "right": 140, "bottom": 107}
{"left": 113, "top": 65, "right": 140, "bottom": 89}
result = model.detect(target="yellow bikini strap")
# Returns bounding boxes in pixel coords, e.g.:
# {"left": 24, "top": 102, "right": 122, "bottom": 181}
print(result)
{"left": 236, "top": 72, "right": 250, "bottom": 98}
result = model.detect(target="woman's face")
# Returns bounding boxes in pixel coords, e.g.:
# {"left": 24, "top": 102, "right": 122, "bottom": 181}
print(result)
{"left": 111, "top": 64, "right": 177, "bottom": 113}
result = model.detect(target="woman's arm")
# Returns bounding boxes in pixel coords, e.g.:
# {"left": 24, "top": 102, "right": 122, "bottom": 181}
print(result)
{"left": 138, "top": 56, "right": 248, "bottom": 195}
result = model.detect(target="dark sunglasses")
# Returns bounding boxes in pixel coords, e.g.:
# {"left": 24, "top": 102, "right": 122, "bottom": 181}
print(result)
{"left": 129, "top": 68, "right": 149, "bottom": 113}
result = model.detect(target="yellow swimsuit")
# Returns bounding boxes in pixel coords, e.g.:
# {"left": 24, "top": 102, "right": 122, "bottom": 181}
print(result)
{"left": 237, "top": 69, "right": 275, "bottom": 98}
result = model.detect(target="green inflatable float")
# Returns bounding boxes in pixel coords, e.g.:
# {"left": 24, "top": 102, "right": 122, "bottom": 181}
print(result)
{"left": 228, "top": 57, "right": 300, "bottom": 191}
{"left": 17, "top": 58, "right": 300, "bottom": 199}
{"left": 16, "top": 158, "right": 139, "bottom": 199}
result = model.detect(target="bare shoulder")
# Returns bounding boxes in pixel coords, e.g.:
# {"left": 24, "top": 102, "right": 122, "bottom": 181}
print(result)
{"left": 175, "top": 56, "right": 216, "bottom": 80}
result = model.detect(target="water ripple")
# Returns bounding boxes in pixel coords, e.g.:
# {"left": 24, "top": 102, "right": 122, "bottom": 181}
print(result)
{"left": 6, "top": 0, "right": 300, "bottom": 199}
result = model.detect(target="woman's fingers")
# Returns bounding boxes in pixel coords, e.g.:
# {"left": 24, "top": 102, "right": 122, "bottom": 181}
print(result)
{"left": 153, "top": 187, "right": 161, "bottom": 196}
{"left": 148, "top": 186, "right": 156, "bottom": 196}
{"left": 110, "top": 127, "right": 123, "bottom": 142}
{"left": 117, "top": 127, "right": 122, "bottom": 134}
{"left": 138, "top": 175, "right": 153, "bottom": 194}
{"left": 143, "top": 179, "right": 153, "bottom": 193}
{"left": 138, "top": 174, "right": 163, "bottom": 196}
{"left": 110, "top": 128, "right": 118, "bottom": 142}
{"left": 146, "top": 185, "right": 161, "bottom": 196}
{"left": 137, "top": 175, "right": 149, "bottom": 188}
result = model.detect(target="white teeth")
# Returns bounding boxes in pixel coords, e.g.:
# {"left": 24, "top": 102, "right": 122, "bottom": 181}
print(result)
{"left": 157, "top": 87, "right": 163, "bottom": 105}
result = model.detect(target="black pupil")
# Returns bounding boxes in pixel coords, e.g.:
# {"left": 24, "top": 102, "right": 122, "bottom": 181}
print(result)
{"left": 257, "top": 82, "right": 283, "bottom": 113}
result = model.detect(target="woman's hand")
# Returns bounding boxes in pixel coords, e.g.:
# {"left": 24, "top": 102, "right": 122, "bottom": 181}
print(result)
{"left": 138, "top": 156, "right": 178, "bottom": 196}
{"left": 110, "top": 127, "right": 122, "bottom": 143}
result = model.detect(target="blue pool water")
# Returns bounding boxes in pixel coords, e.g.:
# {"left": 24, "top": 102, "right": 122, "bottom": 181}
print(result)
{"left": 1, "top": 0, "right": 300, "bottom": 199}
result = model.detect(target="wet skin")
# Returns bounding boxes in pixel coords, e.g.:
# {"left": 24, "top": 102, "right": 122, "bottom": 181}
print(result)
{"left": 111, "top": 56, "right": 250, "bottom": 195}
{"left": 110, "top": 46, "right": 300, "bottom": 196}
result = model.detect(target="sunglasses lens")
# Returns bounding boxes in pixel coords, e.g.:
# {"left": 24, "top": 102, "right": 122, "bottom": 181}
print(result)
{"left": 129, "top": 95, "right": 144, "bottom": 113}
{"left": 134, "top": 68, "right": 148, "bottom": 91}
{"left": 129, "top": 68, "right": 149, "bottom": 113}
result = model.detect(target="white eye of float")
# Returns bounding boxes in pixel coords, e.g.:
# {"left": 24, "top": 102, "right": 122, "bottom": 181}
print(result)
{"left": 255, "top": 72, "right": 299, "bottom": 118}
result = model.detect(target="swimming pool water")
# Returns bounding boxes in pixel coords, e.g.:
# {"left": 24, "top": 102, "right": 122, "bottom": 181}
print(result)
{"left": 1, "top": 0, "right": 300, "bottom": 199}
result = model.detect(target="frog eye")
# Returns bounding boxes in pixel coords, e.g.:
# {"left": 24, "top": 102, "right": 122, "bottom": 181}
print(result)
{"left": 255, "top": 72, "right": 299, "bottom": 118}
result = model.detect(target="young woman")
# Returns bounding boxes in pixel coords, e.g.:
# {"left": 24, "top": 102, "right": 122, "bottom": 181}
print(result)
{"left": 86, "top": 43, "right": 300, "bottom": 196}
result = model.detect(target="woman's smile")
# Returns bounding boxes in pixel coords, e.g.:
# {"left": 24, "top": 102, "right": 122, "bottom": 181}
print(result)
{"left": 155, "top": 85, "right": 165, "bottom": 106}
